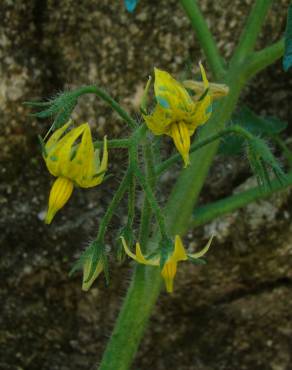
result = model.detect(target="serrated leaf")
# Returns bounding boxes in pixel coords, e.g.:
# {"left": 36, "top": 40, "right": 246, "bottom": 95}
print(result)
{"left": 219, "top": 107, "right": 288, "bottom": 156}
{"left": 283, "top": 4, "right": 292, "bottom": 71}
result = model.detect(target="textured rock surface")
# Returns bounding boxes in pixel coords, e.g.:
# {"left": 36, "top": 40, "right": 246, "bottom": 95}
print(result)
{"left": 1, "top": 1, "right": 292, "bottom": 369}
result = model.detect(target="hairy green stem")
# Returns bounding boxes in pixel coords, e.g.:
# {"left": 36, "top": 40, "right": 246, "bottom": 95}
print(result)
{"left": 127, "top": 173, "right": 136, "bottom": 227}
{"left": 243, "top": 38, "right": 285, "bottom": 80}
{"left": 179, "top": 0, "right": 225, "bottom": 80}
{"left": 77, "top": 85, "right": 137, "bottom": 129}
{"left": 97, "top": 170, "right": 131, "bottom": 241}
{"left": 98, "top": 2, "right": 281, "bottom": 368}
{"left": 231, "top": 0, "right": 273, "bottom": 66}
{"left": 191, "top": 171, "right": 292, "bottom": 228}
{"left": 135, "top": 166, "right": 167, "bottom": 239}
{"left": 156, "top": 125, "right": 253, "bottom": 175}
{"left": 94, "top": 138, "right": 130, "bottom": 149}
{"left": 139, "top": 141, "right": 156, "bottom": 247}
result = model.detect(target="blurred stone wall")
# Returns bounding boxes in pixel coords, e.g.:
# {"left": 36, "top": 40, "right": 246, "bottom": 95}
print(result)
{"left": 1, "top": 1, "right": 292, "bottom": 369}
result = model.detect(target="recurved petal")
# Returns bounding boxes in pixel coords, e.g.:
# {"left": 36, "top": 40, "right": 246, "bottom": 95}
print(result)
{"left": 121, "top": 237, "right": 159, "bottom": 266}
{"left": 99, "top": 136, "right": 108, "bottom": 174}
{"left": 121, "top": 237, "right": 138, "bottom": 261}
{"left": 199, "top": 62, "right": 209, "bottom": 89}
{"left": 79, "top": 136, "right": 108, "bottom": 188}
{"left": 188, "top": 92, "right": 212, "bottom": 133}
{"left": 135, "top": 243, "right": 159, "bottom": 266}
{"left": 71, "top": 124, "right": 95, "bottom": 186}
{"left": 188, "top": 235, "right": 214, "bottom": 259}
{"left": 172, "top": 235, "right": 188, "bottom": 262}
{"left": 45, "top": 120, "right": 72, "bottom": 149}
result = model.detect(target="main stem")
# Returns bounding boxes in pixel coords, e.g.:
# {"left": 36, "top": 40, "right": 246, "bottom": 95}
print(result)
{"left": 98, "top": 70, "right": 246, "bottom": 370}
{"left": 98, "top": 2, "right": 275, "bottom": 368}
{"left": 179, "top": 0, "right": 225, "bottom": 80}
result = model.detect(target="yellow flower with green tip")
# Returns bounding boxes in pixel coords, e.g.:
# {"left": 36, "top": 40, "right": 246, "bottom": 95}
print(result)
{"left": 143, "top": 63, "right": 212, "bottom": 167}
{"left": 43, "top": 121, "right": 108, "bottom": 224}
{"left": 82, "top": 257, "right": 104, "bottom": 291}
{"left": 121, "top": 235, "right": 213, "bottom": 293}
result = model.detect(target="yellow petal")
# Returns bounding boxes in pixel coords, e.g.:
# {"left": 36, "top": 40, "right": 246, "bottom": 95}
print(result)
{"left": 82, "top": 257, "right": 103, "bottom": 291}
{"left": 143, "top": 105, "right": 173, "bottom": 135}
{"left": 45, "top": 177, "right": 74, "bottom": 224}
{"left": 121, "top": 237, "right": 159, "bottom": 266}
{"left": 45, "top": 123, "right": 87, "bottom": 178}
{"left": 161, "top": 261, "right": 177, "bottom": 293}
{"left": 135, "top": 242, "right": 159, "bottom": 266}
{"left": 172, "top": 235, "right": 188, "bottom": 262}
{"left": 75, "top": 132, "right": 107, "bottom": 188}
{"left": 121, "top": 237, "right": 138, "bottom": 261}
{"left": 188, "top": 235, "right": 214, "bottom": 259}
{"left": 169, "top": 121, "right": 191, "bottom": 167}
{"left": 154, "top": 68, "right": 193, "bottom": 111}
{"left": 199, "top": 62, "right": 209, "bottom": 89}
{"left": 45, "top": 120, "right": 72, "bottom": 149}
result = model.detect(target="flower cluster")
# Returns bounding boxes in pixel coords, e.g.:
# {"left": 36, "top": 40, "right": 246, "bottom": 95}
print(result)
{"left": 39, "top": 63, "right": 219, "bottom": 292}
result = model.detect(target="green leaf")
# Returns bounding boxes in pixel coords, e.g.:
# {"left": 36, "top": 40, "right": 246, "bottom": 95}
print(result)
{"left": 27, "top": 91, "right": 79, "bottom": 131}
{"left": 283, "top": 4, "right": 292, "bottom": 71}
{"left": 219, "top": 107, "right": 288, "bottom": 156}
{"left": 219, "top": 134, "right": 244, "bottom": 155}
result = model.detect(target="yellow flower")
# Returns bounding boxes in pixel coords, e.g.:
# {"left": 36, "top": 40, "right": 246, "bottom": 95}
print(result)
{"left": 143, "top": 63, "right": 212, "bottom": 167}
{"left": 121, "top": 235, "right": 213, "bottom": 293}
{"left": 43, "top": 121, "right": 108, "bottom": 224}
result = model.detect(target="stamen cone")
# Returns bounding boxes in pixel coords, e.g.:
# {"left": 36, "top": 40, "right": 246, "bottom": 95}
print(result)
{"left": 45, "top": 177, "right": 74, "bottom": 224}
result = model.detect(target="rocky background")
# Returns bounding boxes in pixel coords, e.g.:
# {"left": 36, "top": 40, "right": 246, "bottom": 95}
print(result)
{"left": 1, "top": 0, "right": 292, "bottom": 369}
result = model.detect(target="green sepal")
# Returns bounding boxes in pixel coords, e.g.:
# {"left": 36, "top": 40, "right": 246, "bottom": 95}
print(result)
{"left": 246, "top": 137, "right": 286, "bottom": 189}
{"left": 101, "top": 248, "right": 110, "bottom": 286}
{"left": 27, "top": 91, "right": 79, "bottom": 131}
{"left": 37, "top": 135, "right": 47, "bottom": 157}
{"left": 140, "top": 76, "right": 152, "bottom": 115}
{"left": 187, "top": 257, "right": 207, "bottom": 265}
{"left": 23, "top": 100, "right": 52, "bottom": 107}
{"left": 198, "top": 88, "right": 209, "bottom": 101}
{"left": 92, "top": 169, "right": 107, "bottom": 178}
{"left": 159, "top": 237, "right": 173, "bottom": 270}
{"left": 220, "top": 107, "right": 288, "bottom": 156}
{"left": 116, "top": 225, "right": 134, "bottom": 263}
{"left": 69, "top": 240, "right": 107, "bottom": 286}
